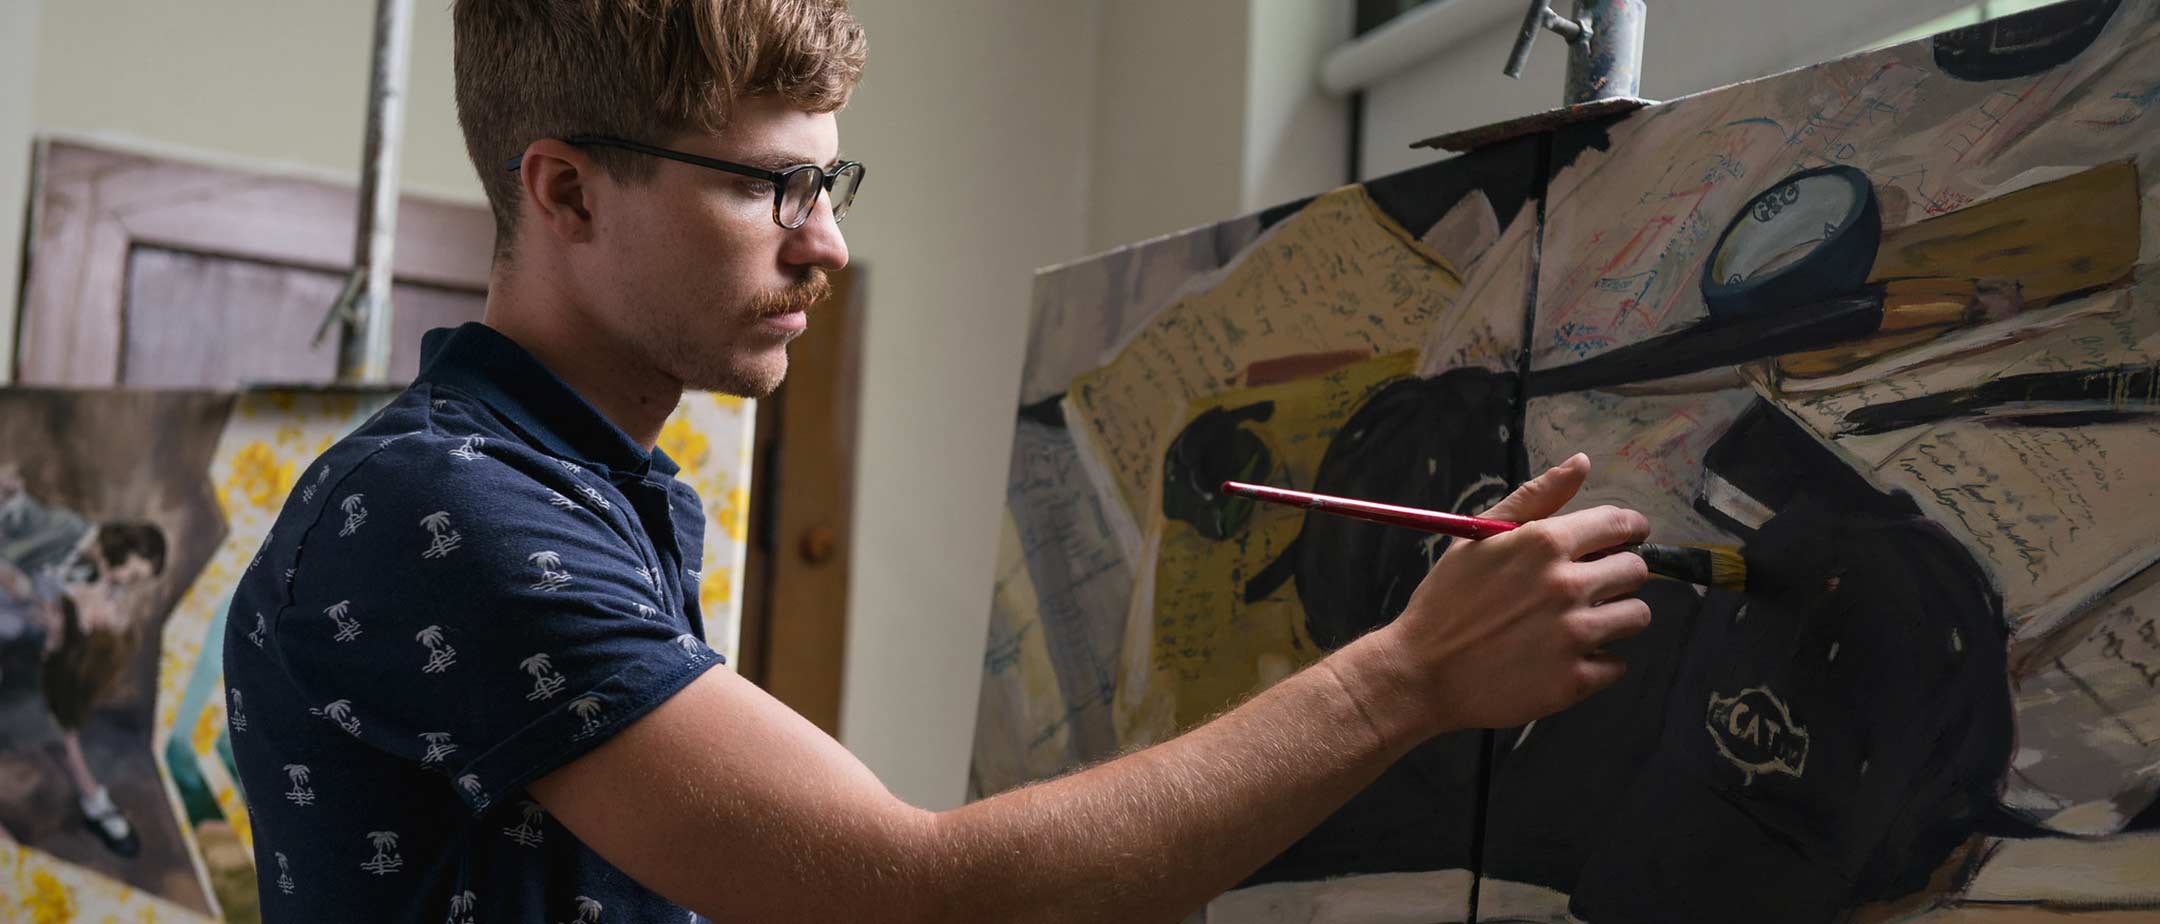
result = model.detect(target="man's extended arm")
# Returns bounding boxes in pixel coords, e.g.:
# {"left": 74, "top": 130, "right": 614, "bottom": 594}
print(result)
{"left": 533, "top": 454, "right": 1651, "bottom": 923}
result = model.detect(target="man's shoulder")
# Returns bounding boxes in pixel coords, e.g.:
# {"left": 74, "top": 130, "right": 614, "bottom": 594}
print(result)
{"left": 289, "top": 388, "right": 620, "bottom": 547}
{"left": 352, "top": 388, "right": 596, "bottom": 489}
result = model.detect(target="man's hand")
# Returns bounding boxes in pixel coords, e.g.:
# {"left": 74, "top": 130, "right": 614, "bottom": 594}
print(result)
{"left": 1336, "top": 453, "right": 1652, "bottom": 743}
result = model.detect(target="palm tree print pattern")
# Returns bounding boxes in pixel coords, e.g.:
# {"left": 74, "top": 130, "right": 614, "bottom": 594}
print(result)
{"left": 529, "top": 551, "right": 573, "bottom": 592}
{"left": 457, "top": 773, "right": 490, "bottom": 811}
{"left": 448, "top": 890, "right": 478, "bottom": 924}
{"left": 283, "top": 764, "right": 315, "bottom": 806}
{"left": 418, "top": 624, "right": 457, "bottom": 673}
{"left": 327, "top": 599, "right": 362, "bottom": 642}
{"left": 503, "top": 801, "right": 546, "bottom": 847}
{"left": 521, "top": 653, "right": 568, "bottom": 701}
{"left": 312, "top": 699, "right": 362, "bottom": 736}
{"left": 421, "top": 511, "right": 462, "bottom": 558}
{"left": 339, "top": 493, "right": 369, "bottom": 537}
{"left": 229, "top": 688, "right": 248, "bottom": 732}
{"left": 420, "top": 731, "right": 458, "bottom": 767}
{"left": 674, "top": 634, "right": 710, "bottom": 663}
{"left": 450, "top": 435, "right": 488, "bottom": 461}
{"left": 561, "top": 896, "right": 604, "bottom": 924}
{"left": 569, "top": 695, "right": 606, "bottom": 740}
{"left": 361, "top": 830, "right": 404, "bottom": 875}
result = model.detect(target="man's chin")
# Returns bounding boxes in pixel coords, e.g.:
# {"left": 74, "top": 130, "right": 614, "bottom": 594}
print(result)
{"left": 683, "top": 354, "right": 787, "bottom": 400}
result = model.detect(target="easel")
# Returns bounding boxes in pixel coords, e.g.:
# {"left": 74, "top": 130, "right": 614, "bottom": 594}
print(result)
{"left": 1419, "top": 0, "right": 1653, "bottom": 153}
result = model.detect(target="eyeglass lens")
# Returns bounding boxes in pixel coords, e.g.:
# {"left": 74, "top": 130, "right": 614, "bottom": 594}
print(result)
{"left": 779, "top": 164, "right": 864, "bottom": 228}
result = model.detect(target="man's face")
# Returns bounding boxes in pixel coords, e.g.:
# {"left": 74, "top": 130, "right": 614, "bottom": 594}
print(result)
{"left": 577, "top": 96, "right": 851, "bottom": 398}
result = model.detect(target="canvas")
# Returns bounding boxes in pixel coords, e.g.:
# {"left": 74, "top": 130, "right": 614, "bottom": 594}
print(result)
{"left": 972, "top": 1, "right": 2160, "bottom": 920}
{"left": 0, "top": 388, "right": 754, "bottom": 923}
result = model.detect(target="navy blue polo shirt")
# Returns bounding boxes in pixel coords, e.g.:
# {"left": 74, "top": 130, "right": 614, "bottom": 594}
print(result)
{"left": 224, "top": 323, "right": 721, "bottom": 922}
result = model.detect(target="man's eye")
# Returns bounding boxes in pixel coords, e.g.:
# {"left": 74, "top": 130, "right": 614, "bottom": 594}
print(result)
{"left": 740, "top": 179, "right": 775, "bottom": 197}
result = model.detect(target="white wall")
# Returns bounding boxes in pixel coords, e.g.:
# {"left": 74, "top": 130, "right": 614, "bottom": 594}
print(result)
{"left": 1359, "top": 0, "right": 1989, "bottom": 179}
{"left": 836, "top": 0, "right": 1100, "bottom": 809}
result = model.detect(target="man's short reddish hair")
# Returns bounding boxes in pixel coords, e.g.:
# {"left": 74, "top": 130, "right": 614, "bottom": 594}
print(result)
{"left": 454, "top": 0, "right": 867, "bottom": 255}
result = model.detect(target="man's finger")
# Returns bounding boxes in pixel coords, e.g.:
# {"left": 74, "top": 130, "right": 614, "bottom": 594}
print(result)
{"left": 1570, "top": 551, "right": 1650, "bottom": 604}
{"left": 1482, "top": 453, "right": 1590, "bottom": 523}
{"left": 1573, "top": 650, "right": 1630, "bottom": 700}
{"left": 1543, "top": 504, "right": 1651, "bottom": 558}
{"left": 1567, "top": 598, "right": 1653, "bottom": 651}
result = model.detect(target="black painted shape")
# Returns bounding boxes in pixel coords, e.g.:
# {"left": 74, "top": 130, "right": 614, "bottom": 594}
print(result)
{"left": 1837, "top": 361, "right": 2160, "bottom": 436}
{"left": 1480, "top": 578, "right": 1707, "bottom": 890}
{"left": 1017, "top": 393, "right": 1066, "bottom": 429}
{"left": 1361, "top": 136, "right": 1543, "bottom": 241}
{"left": 1700, "top": 165, "right": 1881, "bottom": 323}
{"left": 1933, "top": 0, "right": 2121, "bottom": 82}
{"left": 1161, "top": 402, "right": 1278, "bottom": 540}
{"left": 1285, "top": 369, "right": 1522, "bottom": 652}
{"left": 1235, "top": 369, "right": 1520, "bottom": 891}
{"left": 1547, "top": 112, "right": 1626, "bottom": 178}
{"left": 1527, "top": 293, "right": 1884, "bottom": 397}
{"left": 1554, "top": 400, "right": 2013, "bottom": 923}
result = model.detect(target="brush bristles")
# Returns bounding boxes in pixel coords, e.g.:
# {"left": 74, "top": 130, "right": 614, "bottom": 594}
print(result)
{"left": 1702, "top": 545, "right": 1747, "bottom": 589}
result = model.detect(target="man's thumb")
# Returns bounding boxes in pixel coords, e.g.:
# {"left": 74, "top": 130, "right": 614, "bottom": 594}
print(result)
{"left": 1481, "top": 453, "right": 1590, "bottom": 523}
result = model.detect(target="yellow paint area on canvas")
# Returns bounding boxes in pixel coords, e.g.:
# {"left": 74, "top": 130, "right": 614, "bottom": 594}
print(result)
{"left": 1143, "top": 351, "right": 1420, "bottom": 731}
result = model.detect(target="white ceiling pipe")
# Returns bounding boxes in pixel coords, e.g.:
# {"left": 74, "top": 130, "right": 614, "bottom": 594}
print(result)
{"left": 1319, "top": 0, "right": 1528, "bottom": 97}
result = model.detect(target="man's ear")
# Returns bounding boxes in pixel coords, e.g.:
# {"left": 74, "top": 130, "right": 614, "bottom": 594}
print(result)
{"left": 516, "top": 139, "right": 599, "bottom": 245}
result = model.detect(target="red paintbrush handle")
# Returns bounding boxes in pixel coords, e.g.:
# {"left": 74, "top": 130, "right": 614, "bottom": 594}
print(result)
{"left": 1219, "top": 481, "right": 1520, "bottom": 540}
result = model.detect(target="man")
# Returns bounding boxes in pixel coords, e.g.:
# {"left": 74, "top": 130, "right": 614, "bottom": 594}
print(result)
{"left": 0, "top": 463, "right": 167, "bottom": 857}
{"left": 223, "top": 1, "right": 1652, "bottom": 920}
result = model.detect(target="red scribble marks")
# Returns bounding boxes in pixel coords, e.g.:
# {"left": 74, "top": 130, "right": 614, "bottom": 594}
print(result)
{"left": 1923, "top": 188, "right": 1975, "bottom": 215}
{"left": 1956, "top": 69, "right": 2071, "bottom": 164}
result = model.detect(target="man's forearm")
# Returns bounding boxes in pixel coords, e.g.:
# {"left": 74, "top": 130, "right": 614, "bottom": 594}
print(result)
{"left": 921, "top": 632, "right": 1431, "bottom": 923}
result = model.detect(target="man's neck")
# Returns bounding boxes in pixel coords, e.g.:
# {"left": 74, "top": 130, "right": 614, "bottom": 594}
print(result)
{"left": 479, "top": 280, "right": 682, "bottom": 452}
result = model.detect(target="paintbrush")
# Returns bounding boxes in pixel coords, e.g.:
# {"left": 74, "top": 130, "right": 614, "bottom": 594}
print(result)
{"left": 1218, "top": 480, "right": 1748, "bottom": 590}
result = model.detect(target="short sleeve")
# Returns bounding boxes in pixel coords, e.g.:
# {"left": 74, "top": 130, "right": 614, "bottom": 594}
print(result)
{"left": 270, "top": 440, "right": 723, "bottom": 815}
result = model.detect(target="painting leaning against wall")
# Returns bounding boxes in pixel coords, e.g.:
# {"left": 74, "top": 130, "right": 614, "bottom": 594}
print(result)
{"left": 972, "top": 0, "right": 2160, "bottom": 920}
{"left": 0, "top": 387, "right": 756, "bottom": 923}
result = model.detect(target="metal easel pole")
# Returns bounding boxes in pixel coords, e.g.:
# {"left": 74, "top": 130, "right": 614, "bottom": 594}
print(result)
{"left": 319, "top": 0, "right": 414, "bottom": 384}
{"left": 1505, "top": 0, "right": 1646, "bottom": 104}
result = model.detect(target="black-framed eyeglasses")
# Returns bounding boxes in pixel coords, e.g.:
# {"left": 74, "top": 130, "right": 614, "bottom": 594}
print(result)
{"left": 503, "top": 135, "right": 864, "bottom": 230}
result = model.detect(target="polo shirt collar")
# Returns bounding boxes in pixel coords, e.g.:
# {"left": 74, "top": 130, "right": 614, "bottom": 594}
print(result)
{"left": 414, "top": 323, "right": 680, "bottom": 478}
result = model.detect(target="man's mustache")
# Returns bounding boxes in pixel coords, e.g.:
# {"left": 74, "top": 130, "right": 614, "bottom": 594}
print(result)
{"left": 748, "top": 269, "right": 831, "bottom": 317}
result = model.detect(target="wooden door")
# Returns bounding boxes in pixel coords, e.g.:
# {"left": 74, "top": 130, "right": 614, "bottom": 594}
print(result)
{"left": 15, "top": 139, "right": 493, "bottom": 387}
{"left": 737, "top": 267, "right": 862, "bottom": 735}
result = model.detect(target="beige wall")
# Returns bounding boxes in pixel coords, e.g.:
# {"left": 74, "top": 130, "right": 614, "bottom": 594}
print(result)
{"left": 827, "top": 0, "right": 1100, "bottom": 809}
{"left": 1087, "top": 0, "right": 1249, "bottom": 253}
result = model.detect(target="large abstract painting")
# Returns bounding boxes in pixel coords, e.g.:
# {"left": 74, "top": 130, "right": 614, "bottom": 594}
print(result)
{"left": 0, "top": 388, "right": 752, "bottom": 923}
{"left": 973, "top": 2, "right": 2160, "bottom": 920}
